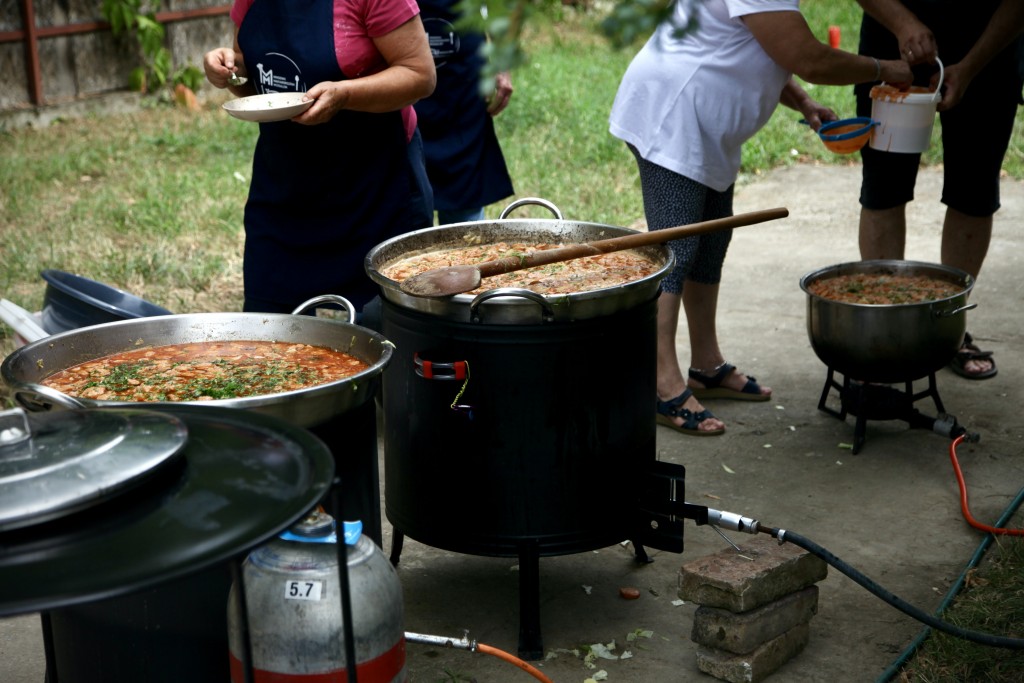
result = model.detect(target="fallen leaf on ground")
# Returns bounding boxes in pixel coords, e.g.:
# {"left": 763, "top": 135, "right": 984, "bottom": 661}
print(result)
{"left": 627, "top": 629, "right": 654, "bottom": 642}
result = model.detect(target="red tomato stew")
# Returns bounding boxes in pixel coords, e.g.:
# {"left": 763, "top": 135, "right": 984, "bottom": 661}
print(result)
{"left": 382, "top": 241, "right": 658, "bottom": 295}
{"left": 807, "top": 273, "right": 963, "bottom": 305}
{"left": 41, "top": 341, "right": 369, "bottom": 402}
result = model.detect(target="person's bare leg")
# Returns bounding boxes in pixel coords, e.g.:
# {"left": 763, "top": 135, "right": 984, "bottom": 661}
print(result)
{"left": 942, "top": 207, "right": 994, "bottom": 376}
{"left": 682, "top": 281, "right": 771, "bottom": 396}
{"left": 940, "top": 207, "right": 991, "bottom": 279}
{"left": 859, "top": 205, "right": 907, "bottom": 260}
{"left": 656, "top": 290, "right": 724, "bottom": 432}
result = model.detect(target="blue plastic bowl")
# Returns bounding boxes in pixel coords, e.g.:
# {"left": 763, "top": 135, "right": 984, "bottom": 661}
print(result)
{"left": 817, "top": 117, "right": 878, "bottom": 153}
{"left": 40, "top": 270, "right": 173, "bottom": 334}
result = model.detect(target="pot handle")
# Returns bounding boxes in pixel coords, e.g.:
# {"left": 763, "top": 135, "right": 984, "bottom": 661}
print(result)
{"left": 469, "top": 288, "right": 556, "bottom": 323}
{"left": 12, "top": 383, "right": 87, "bottom": 412}
{"left": 291, "top": 294, "right": 356, "bottom": 323}
{"left": 498, "top": 197, "right": 564, "bottom": 221}
{"left": 935, "top": 302, "right": 977, "bottom": 318}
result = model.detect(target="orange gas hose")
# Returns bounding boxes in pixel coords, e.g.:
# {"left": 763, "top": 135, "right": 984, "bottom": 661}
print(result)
{"left": 950, "top": 435, "right": 1024, "bottom": 536}
{"left": 476, "top": 643, "right": 554, "bottom": 683}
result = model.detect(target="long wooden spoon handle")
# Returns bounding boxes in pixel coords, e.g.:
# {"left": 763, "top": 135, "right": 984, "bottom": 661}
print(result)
{"left": 477, "top": 207, "right": 789, "bottom": 278}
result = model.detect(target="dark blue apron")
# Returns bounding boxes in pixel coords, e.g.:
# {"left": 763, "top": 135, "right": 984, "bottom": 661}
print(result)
{"left": 414, "top": 0, "right": 513, "bottom": 212}
{"left": 239, "top": 0, "right": 431, "bottom": 313}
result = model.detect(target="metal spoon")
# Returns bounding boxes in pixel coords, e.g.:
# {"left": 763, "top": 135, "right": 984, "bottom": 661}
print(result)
{"left": 227, "top": 70, "right": 247, "bottom": 87}
{"left": 398, "top": 207, "right": 790, "bottom": 298}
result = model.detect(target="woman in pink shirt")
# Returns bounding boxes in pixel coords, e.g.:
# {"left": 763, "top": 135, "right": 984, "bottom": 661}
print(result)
{"left": 204, "top": 0, "right": 436, "bottom": 316}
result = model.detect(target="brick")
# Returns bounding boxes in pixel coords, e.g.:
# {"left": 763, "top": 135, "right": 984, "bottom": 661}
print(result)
{"left": 695, "top": 622, "right": 810, "bottom": 683}
{"left": 691, "top": 585, "right": 818, "bottom": 654}
{"left": 678, "top": 535, "right": 827, "bottom": 612}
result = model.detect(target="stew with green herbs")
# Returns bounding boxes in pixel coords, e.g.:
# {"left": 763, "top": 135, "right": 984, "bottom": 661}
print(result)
{"left": 41, "top": 340, "right": 369, "bottom": 402}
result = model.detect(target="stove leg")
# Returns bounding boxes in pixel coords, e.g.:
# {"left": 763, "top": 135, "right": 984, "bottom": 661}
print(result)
{"left": 230, "top": 559, "right": 256, "bottom": 683}
{"left": 817, "top": 368, "right": 847, "bottom": 420}
{"left": 389, "top": 530, "right": 405, "bottom": 567}
{"left": 926, "top": 374, "right": 946, "bottom": 414}
{"left": 517, "top": 540, "right": 543, "bottom": 661}
{"left": 633, "top": 540, "right": 653, "bottom": 564}
{"left": 853, "top": 414, "right": 867, "bottom": 455}
{"left": 41, "top": 612, "right": 58, "bottom": 683}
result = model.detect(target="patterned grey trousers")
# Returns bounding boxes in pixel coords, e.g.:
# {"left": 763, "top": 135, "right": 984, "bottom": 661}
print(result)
{"left": 628, "top": 144, "right": 734, "bottom": 293}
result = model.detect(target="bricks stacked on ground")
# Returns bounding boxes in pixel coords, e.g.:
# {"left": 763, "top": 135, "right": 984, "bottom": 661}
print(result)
{"left": 678, "top": 536, "right": 828, "bottom": 683}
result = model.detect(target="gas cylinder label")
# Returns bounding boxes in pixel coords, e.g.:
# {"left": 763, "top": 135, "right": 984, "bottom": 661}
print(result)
{"left": 284, "top": 580, "right": 323, "bottom": 601}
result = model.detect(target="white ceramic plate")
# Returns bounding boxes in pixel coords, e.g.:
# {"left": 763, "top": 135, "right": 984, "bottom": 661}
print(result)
{"left": 222, "top": 92, "right": 313, "bottom": 123}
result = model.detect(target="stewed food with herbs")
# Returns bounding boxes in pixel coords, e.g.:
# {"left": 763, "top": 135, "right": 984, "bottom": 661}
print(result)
{"left": 41, "top": 340, "right": 369, "bottom": 402}
{"left": 806, "top": 273, "right": 964, "bottom": 305}
{"left": 382, "top": 241, "right": 658, "bottom": 295}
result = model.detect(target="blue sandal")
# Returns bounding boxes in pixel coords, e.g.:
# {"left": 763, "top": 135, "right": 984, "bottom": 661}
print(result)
{"left": 688, "top": 362, "right": 771, "bottom": 402}
{"left": 656, "top": 388, "right": 725, "bottom": 436}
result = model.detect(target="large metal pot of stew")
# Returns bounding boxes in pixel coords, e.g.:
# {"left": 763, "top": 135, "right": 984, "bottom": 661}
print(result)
{"left": 365, "top": 198, "right": 673, "bottom": 324}
{"left": 364, "top": 199, "right": 676, "bottom": 557}
{"left": 1, "top": 295, "right": 392, "bottom": 429}
{"left": 800, "top": 260, "right": 975, "bottom": 383}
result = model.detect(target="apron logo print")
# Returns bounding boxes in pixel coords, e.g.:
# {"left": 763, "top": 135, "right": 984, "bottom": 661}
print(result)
{"left": 423, "top": 18, "right": 459, "bottom": 68}
{"left": 257, "top": 52, "right": 306, "bottom": 92}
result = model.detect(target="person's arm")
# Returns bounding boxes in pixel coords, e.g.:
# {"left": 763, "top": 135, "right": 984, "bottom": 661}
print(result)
{"left": 856, "top": 0, "right": 937, "bottom": 64}
{"left": 742, "top": 11, "right": 911, "bottom": 86}
{"left": 778, "top": 79, "right": 836, "bottom": 131}
{"left": 933, "top": 0, "right": 1024, "bottom": 110}
{"left": 296, "top": 16, "right": 436, "bottom": 125}
{"left": 203, "top": 29, "right": 254, "bottom": 95}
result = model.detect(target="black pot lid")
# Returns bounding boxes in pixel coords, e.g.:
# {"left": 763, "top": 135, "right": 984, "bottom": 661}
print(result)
{"left": 0, "top": 403, "right": 334, "bottom": 616}
{"left": 0, "top": 407, "right": 188, "bottom": 532}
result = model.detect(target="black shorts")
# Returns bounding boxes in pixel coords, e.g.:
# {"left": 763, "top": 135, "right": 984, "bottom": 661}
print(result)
{"left": 855, "top": 2, "right": 1023, "bottom": 217}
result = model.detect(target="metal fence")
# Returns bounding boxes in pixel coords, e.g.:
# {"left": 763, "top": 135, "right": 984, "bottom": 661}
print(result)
{"left": 1, "top": 0, "right": 232, "bottom": 112}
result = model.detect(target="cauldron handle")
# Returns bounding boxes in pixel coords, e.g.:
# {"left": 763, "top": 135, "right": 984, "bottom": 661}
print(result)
{"left": 498, "top": 197, "right": 563, "bottom": 221}
{"left": 12, "top": 383, "right": 87, "bottom": 412}
{"left": 469, "top": 288, "right": 556, "bottom": 323}
{"left": 935, "top": 302, "right": 977, "bottom": 318}
{"left": 291, "top": 295, "right": 356, "bottom": 323}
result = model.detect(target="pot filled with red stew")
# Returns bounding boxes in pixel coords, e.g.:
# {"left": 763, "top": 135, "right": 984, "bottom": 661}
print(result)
{"left": 0, "top": 295, "right": 392, "bottom": 428}
{"left": 800, "top": 259, "right": 975, "bottom": 383}
{"left": 365, "top": 198, "right": 672, "bottom": 325}
{"left": 363, "top": 198, "right": 680, "bottom": 560}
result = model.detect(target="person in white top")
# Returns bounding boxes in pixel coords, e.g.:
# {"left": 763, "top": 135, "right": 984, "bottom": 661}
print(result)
{"left": 610, "top": 0, "right": 911, "bottom": 436}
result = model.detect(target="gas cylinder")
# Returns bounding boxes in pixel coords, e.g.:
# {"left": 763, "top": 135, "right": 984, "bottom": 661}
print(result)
{"left": 227, "top": 509, "right": 407, "bottom": 682}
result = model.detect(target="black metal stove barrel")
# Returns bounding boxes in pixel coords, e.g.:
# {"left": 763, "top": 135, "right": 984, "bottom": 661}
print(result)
{"left": 381, "top": 296, "right": 657, "bottom": 557}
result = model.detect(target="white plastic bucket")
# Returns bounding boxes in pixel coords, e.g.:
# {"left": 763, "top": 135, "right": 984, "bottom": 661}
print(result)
{"left": 869, "top": 58, "right": 944, "bottom": 153}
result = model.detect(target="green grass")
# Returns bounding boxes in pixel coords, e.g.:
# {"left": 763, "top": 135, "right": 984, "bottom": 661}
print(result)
{"left": 894, "top": 511, "right": 1024, "bottom": 683}
{"left": 4, "top": 0, "right": 1023, "bottom": 323}
{"left": 0, "top": 102, "right": 257, "bottom": 313}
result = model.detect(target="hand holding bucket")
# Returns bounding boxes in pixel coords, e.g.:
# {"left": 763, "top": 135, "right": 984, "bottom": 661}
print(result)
{"left": 869, "top": 57, "right": 944, "bottom": 153}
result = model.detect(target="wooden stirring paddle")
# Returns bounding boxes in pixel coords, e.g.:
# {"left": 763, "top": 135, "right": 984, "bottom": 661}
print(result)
{"left": 399, "top": 207, "right": 789, "bottom": 298}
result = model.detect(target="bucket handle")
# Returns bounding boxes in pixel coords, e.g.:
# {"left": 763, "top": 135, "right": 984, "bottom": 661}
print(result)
{"left": 930, "top": 57, "right": 944, "bottom": 103}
